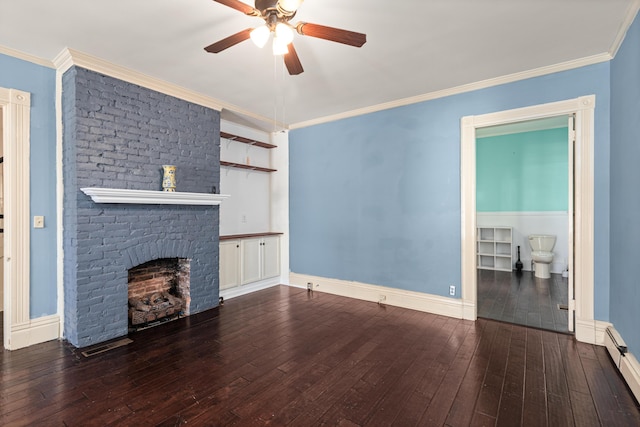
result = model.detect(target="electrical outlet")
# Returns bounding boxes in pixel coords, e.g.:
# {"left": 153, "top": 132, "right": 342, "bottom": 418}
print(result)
{"left": 378, "top": 295, "right": 386, "bottom": 304}
{"left": 33, "top": 215, "right": 45, "bottom": 229}
{"left": 307, "top": 282, "right": 313, "bottom": 291}
{"left": 449, "top": 285, "right": 456, "bottom": 296}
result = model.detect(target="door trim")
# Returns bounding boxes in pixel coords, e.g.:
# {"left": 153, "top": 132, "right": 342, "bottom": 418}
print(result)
{"left": 1, "top": 87, "right": 31, "bottom": 350}
{"left": 461, "top": 95, "right": 596, "bottom": 344}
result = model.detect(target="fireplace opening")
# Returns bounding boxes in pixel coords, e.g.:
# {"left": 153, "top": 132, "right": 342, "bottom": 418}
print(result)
{"left": 128, "top": 257, "right": 191, "bottom": 331}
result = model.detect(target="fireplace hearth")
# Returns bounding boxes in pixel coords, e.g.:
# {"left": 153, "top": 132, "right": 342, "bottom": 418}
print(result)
{"left": 128, "top": 258, "right": 190, "bottom": 330}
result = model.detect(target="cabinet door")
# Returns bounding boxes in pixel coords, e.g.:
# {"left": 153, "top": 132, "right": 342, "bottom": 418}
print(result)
{"left": 261, "top": 236, "right": 280, "bottom": 279}
{"left": 241, "top": 238, "right": 262, "bottom": 285}
{"left": 219, "top": 240, "right": 240, "bottom": 290}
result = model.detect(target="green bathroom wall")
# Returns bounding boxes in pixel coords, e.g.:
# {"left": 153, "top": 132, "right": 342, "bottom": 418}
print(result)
{"left": 476, "top": 127, "right": 568, "bottom": 212}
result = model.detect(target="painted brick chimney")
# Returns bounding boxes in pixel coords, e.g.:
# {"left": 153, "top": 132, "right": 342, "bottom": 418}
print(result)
{"left": 62, "top": 66, "right": 221, "bottom": 347}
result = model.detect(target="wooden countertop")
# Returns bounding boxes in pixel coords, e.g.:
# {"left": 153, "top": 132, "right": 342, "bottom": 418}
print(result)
{"left": 220, "top": 232, "right": 283, "bottom": 240}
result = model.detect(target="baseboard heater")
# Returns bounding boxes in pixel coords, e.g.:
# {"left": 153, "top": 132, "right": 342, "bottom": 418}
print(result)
{"left": 604, "top": 326, "right": 640, "bottom": 403}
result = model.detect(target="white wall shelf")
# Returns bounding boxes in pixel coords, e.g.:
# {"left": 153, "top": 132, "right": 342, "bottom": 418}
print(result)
{"left": 477, "top": 226, "right": 512, "bottom": 272}
{"left": 81, "top": 187, "right": 229, "bottom": 205}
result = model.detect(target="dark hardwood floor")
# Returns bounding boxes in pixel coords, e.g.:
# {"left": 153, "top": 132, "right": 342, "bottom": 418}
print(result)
{"left": 477, "top": 269, "right": 569, "bottom": 333}
{"left": 1, "top": 286, "right": 639, "bottom": 426}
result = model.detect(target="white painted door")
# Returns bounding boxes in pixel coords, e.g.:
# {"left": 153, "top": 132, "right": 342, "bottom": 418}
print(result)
{"left": 219, "top": 240, "right": 240, "bottom": 290}
{"left": 240, "top": 237, "right": 262, "bottom": 285}
{"left": 262, "top": 236, "right": 280, "bottom": 279}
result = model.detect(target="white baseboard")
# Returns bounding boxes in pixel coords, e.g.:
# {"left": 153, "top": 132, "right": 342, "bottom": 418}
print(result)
{"left": 289, "top": 272, "right": 470, "bottom": 320}
{"left": 575, "top": 318, "right": 611, "bottom": 345}
{"left": 604, "top": 325, "right": 640, "bottom": 404}
{"left": 9, "top": 314, "right": 60, "bottom": 350}
{"left": 620, "top": 352, "right": 640, "bottom": 403}
{"left": 220, "top": 277, "right": 280, "bottom": 301}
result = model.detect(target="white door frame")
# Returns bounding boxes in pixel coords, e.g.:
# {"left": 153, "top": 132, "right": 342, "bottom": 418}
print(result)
{"left": 1, "top": 87, "right": 32, "bottom": 350}
{"left": 461, "top": 95, "right": 598, "bottom": 344}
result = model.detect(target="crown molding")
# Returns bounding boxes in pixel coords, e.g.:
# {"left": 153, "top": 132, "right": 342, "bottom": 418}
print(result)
{"left": 609, "top": 0, "right": 640, "bottom": 58}
{"left": 0, "top": 44, "right": 54, "bottom": 69}
{"left": 52, "top": 48, "right": 276, "bottom": 126}
{"left": 289, "top": 53, "right": 611, "bottom": 130}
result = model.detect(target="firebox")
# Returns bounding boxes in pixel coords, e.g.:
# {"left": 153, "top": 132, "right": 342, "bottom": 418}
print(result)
{"left": 128, "top": 258, "right": 191, "bottom": 329}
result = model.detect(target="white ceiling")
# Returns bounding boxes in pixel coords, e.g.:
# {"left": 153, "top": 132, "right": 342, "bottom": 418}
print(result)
{"left": 0, "top": 0, "right": 637, "bottom": 130}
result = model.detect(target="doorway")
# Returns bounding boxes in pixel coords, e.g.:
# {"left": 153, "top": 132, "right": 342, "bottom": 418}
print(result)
{"left": 474, "top": 117, "right": 571, "bottom": 333}
{"left": 460, "top": 95, "right": 597, "bottom": 344}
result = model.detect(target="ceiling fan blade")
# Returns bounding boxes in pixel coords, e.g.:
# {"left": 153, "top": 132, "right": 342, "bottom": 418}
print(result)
{"left": 284, "top": 43, "right": 304, "bottom": 75}
{"left": 295, "top": 22, "right": 366, "bottom": 47}
{"left": 213, "top": 0, "right": 260, "bottom": 16}
{"left": 204, "top": 28, "right": 253, "bottom": 53}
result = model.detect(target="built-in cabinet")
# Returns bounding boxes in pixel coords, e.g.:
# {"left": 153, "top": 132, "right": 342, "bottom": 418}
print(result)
{"left": 220, "top": 233, "right": 281, "bottom": 290}
{"left": 477, "top": 226, "right": 512, "bottom": 271}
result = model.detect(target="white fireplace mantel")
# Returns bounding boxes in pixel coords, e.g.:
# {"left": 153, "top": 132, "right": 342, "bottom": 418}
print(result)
{"left": 81, "top": 187, "right": 230, "bottom": 205}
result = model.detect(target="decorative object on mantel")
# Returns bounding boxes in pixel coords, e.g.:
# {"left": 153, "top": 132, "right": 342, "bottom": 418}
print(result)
{"left": 81, "top": 187, "right": 229, "bottom": 206}
{"left": 162, "top": 165, "right": 177, "bottom": 192}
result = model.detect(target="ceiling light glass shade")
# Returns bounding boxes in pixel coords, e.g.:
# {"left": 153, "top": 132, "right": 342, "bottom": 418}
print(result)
{"left": 272, "top": 36, "right": 289, "bottom": 55}
{"left": 278, "top": 0, "right": 303, "bottom": 13}
{"left": 275, "top": 23, "right": 294, "bottom": 45}
{"left": 250, "top": 25, "right": 270, "bottom": 48}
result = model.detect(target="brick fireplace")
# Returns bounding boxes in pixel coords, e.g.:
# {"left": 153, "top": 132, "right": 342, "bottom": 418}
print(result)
{"left": 128, "top": 258, "right": 190, "bottom": 328}
{"left": 62, "top": 66, "right": 221, "bottom": 348}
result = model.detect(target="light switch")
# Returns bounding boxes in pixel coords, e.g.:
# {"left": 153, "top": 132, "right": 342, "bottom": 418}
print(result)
{"left": 34, "top": 215, "right": 44, "bottom": 228}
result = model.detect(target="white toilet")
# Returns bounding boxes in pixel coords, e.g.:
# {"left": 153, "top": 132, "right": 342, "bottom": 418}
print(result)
{"left": 528, "top": 235, "right": 556, "bottom": 279}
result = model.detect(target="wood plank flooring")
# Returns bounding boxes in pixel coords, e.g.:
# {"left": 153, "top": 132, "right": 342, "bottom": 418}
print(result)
{"left": 477, "top": 269, "right": 569, "bottom": 333}
{"left": 1, "top": 286, "right": 639, "bottom": 426}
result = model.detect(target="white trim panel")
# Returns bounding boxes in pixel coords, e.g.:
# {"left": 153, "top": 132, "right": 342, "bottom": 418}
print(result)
{"left": 290, "top": 272, "right": 473, "bottom": 320}
{"left": 220, "top": 277, "right": 280, "bottom": 301}
{"left": 52, "top": 48, "right": 275, "bottom": 126}
{"left": 1, "top": 87, "right": 43, "bottom": 350}
{"left": 9, "top": 314, "right": 61, "bottom": 350}
{"left": 290, "top": 55, "right": 610, "bottom": 130}
{"left": 603, "top": 324, "right": 640, "bottom": 403}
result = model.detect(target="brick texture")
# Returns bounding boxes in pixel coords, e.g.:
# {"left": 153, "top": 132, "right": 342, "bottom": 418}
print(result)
{"left": 62, "top": 66, "right": 220, "bottom": 347}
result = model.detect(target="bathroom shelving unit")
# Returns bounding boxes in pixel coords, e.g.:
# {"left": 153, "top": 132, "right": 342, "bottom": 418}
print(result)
{"left": 477, "top": 226, "right": 513, "bottom": 272}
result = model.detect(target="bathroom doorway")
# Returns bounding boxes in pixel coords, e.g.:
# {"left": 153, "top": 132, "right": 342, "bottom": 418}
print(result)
{"left": 461, "top": 96, "right": 596, "bottom": 343}
{"left": 474, "top": 116, "right": 571, "bottom": 333}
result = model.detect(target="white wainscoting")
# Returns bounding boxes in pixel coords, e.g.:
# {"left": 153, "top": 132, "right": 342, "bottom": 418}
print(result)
{"left": 477, "top": 211, "right": 569, "bottom": 274}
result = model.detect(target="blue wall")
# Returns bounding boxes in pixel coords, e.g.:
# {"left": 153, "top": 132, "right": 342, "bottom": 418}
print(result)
{"left": 290, "top": 63, "right": 611, "bottom": 321}
{"left": 477, "top": 128, "right": 569, "bottom": 212}
{"left": 610, "top": 12, "right": 640, "bottom": 355}
{"left": 0, "top": 54, "right": 57, "bottom": 318}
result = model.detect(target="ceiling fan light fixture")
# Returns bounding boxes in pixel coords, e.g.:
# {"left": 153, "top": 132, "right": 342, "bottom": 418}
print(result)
{"left": 277, "top": 0, "right": 304, "bottom": 14}
{"left": 272, "top": 35, "right": 289, "bottom": 55}
{"left": 250, "top": 25, "right": 270, "bottom": 48}
{"left": 275, "top": 23, "right": 294, "bottom": 45}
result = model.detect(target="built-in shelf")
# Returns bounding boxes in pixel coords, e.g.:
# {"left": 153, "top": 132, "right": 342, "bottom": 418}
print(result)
{"left": 220, "top": 161, "right": 277, "bottom": 173}
{"left": 220, "top": 131, "right": 277, "bottom": 149}
{"left": 81, "top": 187, "right": 230, "bottom": 205}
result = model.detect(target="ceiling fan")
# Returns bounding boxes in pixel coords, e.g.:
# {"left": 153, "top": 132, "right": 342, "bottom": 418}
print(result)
{"left": 205, "top": 0, "right": 366, "bottom": 75}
